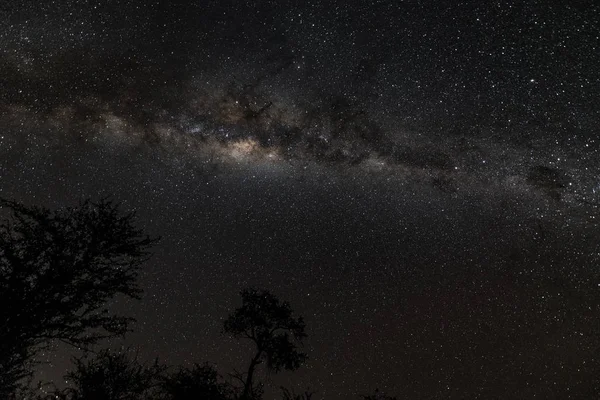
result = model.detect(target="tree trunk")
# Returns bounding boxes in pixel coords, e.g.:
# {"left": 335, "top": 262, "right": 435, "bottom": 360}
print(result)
{"left": 242, "top": 351, "right": 262, "bottom": 400}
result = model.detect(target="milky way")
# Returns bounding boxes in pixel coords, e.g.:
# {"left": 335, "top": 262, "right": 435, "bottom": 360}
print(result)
{"left": 2, "top": 1, "right": 600, "bottom": 398}
{"left": 2, "top": 68, "right": 599, "bottom": 213}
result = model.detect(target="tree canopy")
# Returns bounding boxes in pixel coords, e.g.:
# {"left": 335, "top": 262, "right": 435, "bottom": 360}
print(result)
{"left": 0, "top": 199, "right": 157, "bottom": 395}
{"left": 223, "top": 288, "right": 307, "bottom": 400}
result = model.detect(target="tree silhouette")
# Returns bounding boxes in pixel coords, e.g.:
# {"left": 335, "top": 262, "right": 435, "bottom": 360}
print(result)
{"left": 223, "top": 288, "right": 307, "bottom": 400}
{"left": 0, "top": 199, "right": 157, "bottom": 396}
{"left": 161, "top": 363, "right": 233, "bottom": 400}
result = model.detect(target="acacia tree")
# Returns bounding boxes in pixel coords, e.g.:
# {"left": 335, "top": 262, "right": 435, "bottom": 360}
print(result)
{"left": 223, "top": 288, "right": 307, "bottom": 400}
{"left": 0, "top": 198, "right": 157, "bottom": 396}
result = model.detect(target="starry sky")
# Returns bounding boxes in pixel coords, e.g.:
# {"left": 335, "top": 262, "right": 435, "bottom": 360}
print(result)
{"left": 2, "top": 0, "right": 600, "bottom": 398}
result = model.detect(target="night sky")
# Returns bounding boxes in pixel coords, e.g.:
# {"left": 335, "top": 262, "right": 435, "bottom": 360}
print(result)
{"left": 2, "top": 0, "right": 600, "bottom": 398}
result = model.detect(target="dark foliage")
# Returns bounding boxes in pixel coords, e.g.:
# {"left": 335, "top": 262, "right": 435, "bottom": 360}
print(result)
{"left": 0, "top": 199, "right": 158, "bottom": 396}
{"left": 61, "top": 349, "right": 164, "bottom": 400}
{"left": 161, "top": 363, "right": 233, "bottom": 400}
